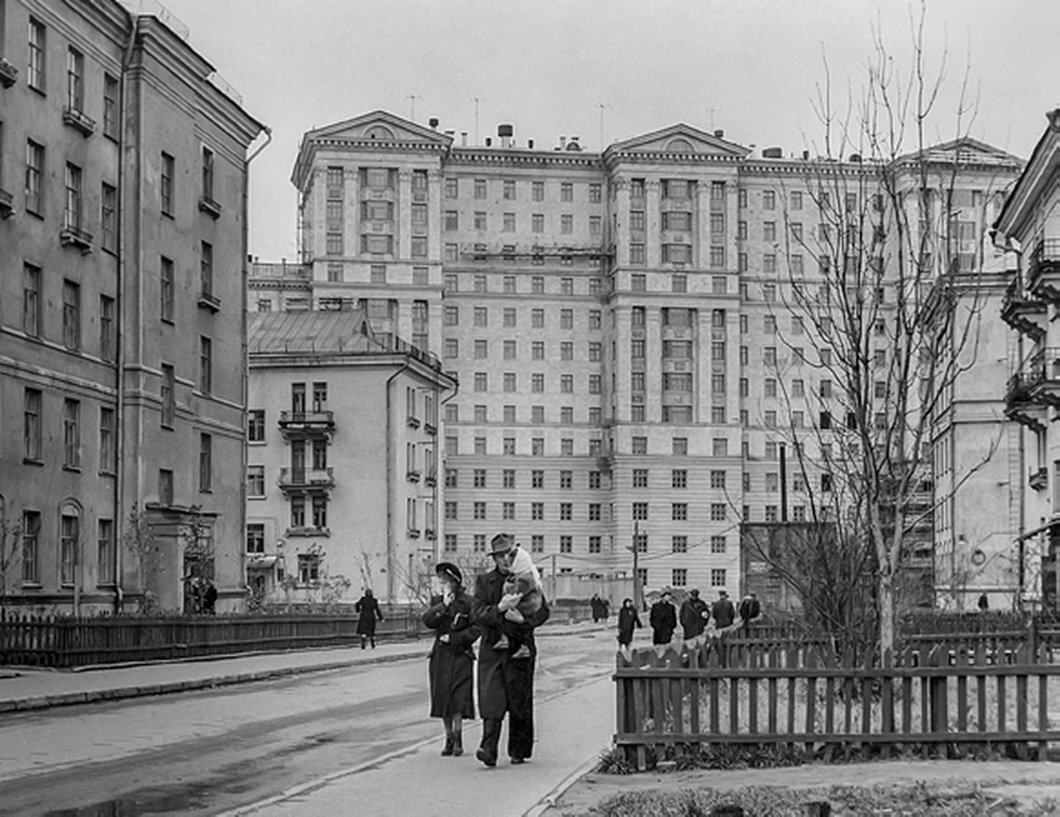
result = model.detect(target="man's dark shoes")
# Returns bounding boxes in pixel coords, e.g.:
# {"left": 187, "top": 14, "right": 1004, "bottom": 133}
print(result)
{"left": 476, "top": 748, "right": 497, "bottom": 767}
{"left": 510, "top": 756, "right": 527, "bottom": 765}
{"left": 441, "top": 737, "right": 454, "bottom": 756}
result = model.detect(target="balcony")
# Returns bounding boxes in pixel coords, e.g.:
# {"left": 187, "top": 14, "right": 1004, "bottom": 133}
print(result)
{"left": 286, "top": 525, "right": 330, "bottom": 538}
{"left": 278, "top": 467, "right": 335, "bottom": 494}
{"left": 1001, "top": 276, "right": 1047, "bottom": 339}
{"left": 1030, "top": 467, "right": 1049, "bottom": 492}
{"left": 197, "top": 290, "right": 221, "bottom": 313}
{"left": 0, "top": 188, "right": 13, "bottom": 219}
{"left": 407, "top": 469, "right": 421, "bottom": 483}
{"left": 60, "top": 225, "right": 94, "bottom": 254}
{"left": 1027, "top": 239, "right": 1060, "bottom": 302}
{"left": 0, "top": 58, "right": 18, "bottom": 88}
{"left": 278, "top": 410, "right": 335, "bottom": 439}
{"left": 1005, "top": 347, "right": 1060, "bottom": 428}
{"left": 198, "top": 195, "right": 222, "bottom": 219}
{"left": 63, "top": 106, "right": 96, "bottom": 137}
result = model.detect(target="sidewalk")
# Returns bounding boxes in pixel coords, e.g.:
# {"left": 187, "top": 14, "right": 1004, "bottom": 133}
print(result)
{"left": 0, "top": 620, "right": 608, "bottom": 714}
{"left": 217, "top": 672, "right": 614, "bottom": 817}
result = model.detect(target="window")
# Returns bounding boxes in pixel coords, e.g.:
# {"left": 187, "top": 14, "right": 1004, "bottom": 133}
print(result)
{"left": 632, "top": 502, "right": 648, "bottom": 521}
{"left": 199, "top": 241, "right": 215, "bottom": 297}
{"left": 503, "top": 437, "right": 516, "bottom": 455}
{"left": 532, "top": 308, "right": 545, "bottom": 328}
{"left": 672, "top": 503, "right": 688, "bottom": 521}
{"left": 672, "top": 569, "right": 688, "bottom": 588}
{"left": 199, "top": 433, "right": 212, "bottom": 491}
{"left": 25, "top": 139, "right": 44, "bottom": 215}
{"left": 160, "top": 256, "right": 174, "bottom": 322}
{"left": 632, "top": 436, "right": 648, "bottom": 455}
{"left": 160, "top": 152, "right": 175, "bottom": 215}
{"left": 27, "top": 17, "right": 46, "bottom": 91}
{"left": 62, "top": 280, "right": 81, "bottom": 350}
{"left": 101, "top": 182, "right": 117, "bottom": 253}
{"left": 711, "top": 503, "right": 727, "bottom": 521}
{"left": 532, "top": 437, "right": 544, "bottom": 456}
{"left": 23, "top": 388, "right": 42, "bottom": 462}
{"left": 62, "top": 398, "right": 81, "bottom": 469}
{"left": 199, "top": 336, "right": 212, "bottom": 394}
{"left": 561, "top": 213, "right": 573, "bottom": 234}
{"left": 161, "top": 364, "right": 175, "bottom": 427}
{"left": 23, "top": 263, "right": 41, "bottom": 337}
{"left": 247, "top": 465, "right": 265, "bottom": 497}
{"left": 60, "top": 510, "right": 79, "bottom": 586}
{"left": 21, "top": 511, "right": 40, "bottom": 584}
{"left": 503, "top": 180, "right": 515, "bottom": 199}
{"left": 711, "top": 569, "right": 727, "bottom": 587}
{"left": 559, "top": 502, "right": 573, "bottom": 521}
{"left": 63, "top": 162, "right": 83, "bottom": 233}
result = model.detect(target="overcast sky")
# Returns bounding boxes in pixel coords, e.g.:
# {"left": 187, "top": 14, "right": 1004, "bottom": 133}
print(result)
{"left": 160, "top": 0, "right": 1060, "bottom": 262}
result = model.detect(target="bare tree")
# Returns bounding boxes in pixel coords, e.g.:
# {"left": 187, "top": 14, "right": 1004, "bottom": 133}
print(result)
{"left": 0, "top": 518, "right": 21, "bottom": 617}
{"left": 755, "top": 4, "right": 1014, "bottom": 656}
{"left": 124, "top": 505, "right": 164, "bottom": 614}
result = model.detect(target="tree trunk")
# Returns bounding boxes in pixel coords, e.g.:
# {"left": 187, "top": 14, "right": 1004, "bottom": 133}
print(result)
{"left": 878, "top": 568, "right": 895, "bottom": 659}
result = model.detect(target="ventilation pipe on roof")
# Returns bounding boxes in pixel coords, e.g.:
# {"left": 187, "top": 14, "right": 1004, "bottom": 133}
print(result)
{"left": 429, "top": 117, "right": 439, "bottom": 130}
{"left": 714, "top": 129, "right": 724, "bottom": 139}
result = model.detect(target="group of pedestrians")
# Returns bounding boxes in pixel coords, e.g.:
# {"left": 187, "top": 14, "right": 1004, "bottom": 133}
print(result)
{"left": 420, "top": 532, "right": 550, "bottom": 768}
{"left": 641, "top": 588, "right": 761, "bottom": 646}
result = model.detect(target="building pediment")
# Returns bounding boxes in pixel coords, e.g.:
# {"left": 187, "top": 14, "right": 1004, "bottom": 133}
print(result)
{"left": 302, "top": 110, "right": 452, "bottom": 149}
{"left": 606, "top": 123, "right": 750, "bottom": 161}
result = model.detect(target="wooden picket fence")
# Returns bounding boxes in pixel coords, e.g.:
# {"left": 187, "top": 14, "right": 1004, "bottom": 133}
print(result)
{"left": 615, "top": 635, "right": 1060, "bottom": 770}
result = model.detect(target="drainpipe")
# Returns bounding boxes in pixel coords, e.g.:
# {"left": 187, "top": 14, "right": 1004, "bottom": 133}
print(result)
{"left": 437, "top": 380, "right": 459, "bottom": 565}
{"left": 385, "top": 360, "right": 411, "bottom": 604}
{"left": 240, "top": 127, "right": 272, "bottom": 607}
{"left": 113, "top": 11, "right": 140, "bottom": 614}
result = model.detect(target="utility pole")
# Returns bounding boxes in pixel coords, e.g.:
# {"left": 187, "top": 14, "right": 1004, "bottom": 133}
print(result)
{"left": 550, "top": 553, "right": 557, "bottom": 602}
{"left": 629, "top": 521, "right": 641, "bottom": 610}
{"left": 780, "top": 443, "right": 789, "bottom": 522}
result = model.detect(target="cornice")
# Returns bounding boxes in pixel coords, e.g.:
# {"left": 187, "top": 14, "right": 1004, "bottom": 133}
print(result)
{"left": 448, "top": 148, "right": 602, "bottom": 170}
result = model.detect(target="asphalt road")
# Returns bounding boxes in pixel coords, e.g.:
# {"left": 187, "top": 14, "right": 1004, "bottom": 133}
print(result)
{"left": 0, "top": 629, "right": 616, "bottom": 816}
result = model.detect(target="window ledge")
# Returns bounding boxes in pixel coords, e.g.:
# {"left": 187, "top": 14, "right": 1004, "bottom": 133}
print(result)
{"left": 23, "top": 457, "right": 44, "bottom": 467}
{"left": 63, "top": 106, "right": 96, "bottom": 136}
{"left": 198, "top": 195, "right": 222, "bottom": 219}
{"left": 0, "top": 58, "right": 18, "bottom": 88}
{"left": 0, "top": 188, "right": 14, "bottom": 219}
{"left": 61, "top": 226, "right": 94, "bottom": 254}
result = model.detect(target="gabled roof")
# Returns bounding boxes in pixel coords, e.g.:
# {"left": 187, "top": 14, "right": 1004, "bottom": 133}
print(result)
{"left": 605, "top": 123, "right": 750, "bottom": 160}
{"left": 292, "top": 110, "right": 451, "bottom": 188}
{"left": 899, "top": 136, "right": 1023, "bottom": 168}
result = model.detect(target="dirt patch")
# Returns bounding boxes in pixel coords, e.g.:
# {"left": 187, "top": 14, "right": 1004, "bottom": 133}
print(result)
{"left": 541, "top": 760, "right": 1060, "bottom": 816}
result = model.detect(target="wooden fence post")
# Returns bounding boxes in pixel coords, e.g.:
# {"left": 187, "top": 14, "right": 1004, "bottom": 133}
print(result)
{"left": 928, "top": 645, "right": 948, "bottom": 755}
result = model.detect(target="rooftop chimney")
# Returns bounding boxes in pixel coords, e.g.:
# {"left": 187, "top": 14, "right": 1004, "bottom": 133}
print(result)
{"left": 498, "top": 123, "right": 514, "bottom": 148}
{"left": 762, "top": 146, "right": 783, "bottom": 159}
{"left": 461, "top": 131, "right": 468, "bottom": 146}
{"left": 558, "top": 135, "right": 567, "bottom": 150}
{"left": 714, "top": 129, "right": 724, "bottom": 139}
{"left": 802, "top": 150, "right": 810, "bottom": 160}
{"left": 485, "top": 137, "right": 492, "bottom": 147}
{"left": 429, "top": 117, "right": 439, "bottom": 130}
{"left": 527, "top": 138, "right": 535, "bottom": 149}
{"left": 567, "top": 135, "right": 581, "bottom": 151}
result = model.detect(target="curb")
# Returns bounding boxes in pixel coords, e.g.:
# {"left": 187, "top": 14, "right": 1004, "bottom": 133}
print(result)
{"left": 0, "top": 649, "right": 427, "bottom": 714}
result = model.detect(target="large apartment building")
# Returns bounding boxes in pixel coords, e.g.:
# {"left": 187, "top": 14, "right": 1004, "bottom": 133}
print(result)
{"left": 997, "top": 107, "right": 1060, "bottom": 611}
{"left": 0, "top": 0, "right": 265, "bottom": 613}
{"left": 252, "top": 110, "right": 1023, "bottom": 606}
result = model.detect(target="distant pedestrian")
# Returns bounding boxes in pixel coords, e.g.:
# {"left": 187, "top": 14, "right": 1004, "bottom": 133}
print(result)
{"left": 423, "top": 562, "right": 480, "bottom": 757}
{"left": 679, "top": 589, "right": 710, "bottom": 639}
{"left": 711, "top": 590, "right": 736, "bottom": 629}
{"left": 355, "top": 588, "right": 384, "bottom": 649}
{"left": 617, "top": 597, "right": 642, "bottom": 648}
{"left": 600, "top": 597, "right": 610, "bottom": 621}
{"left": 978, "top": 593, "right": 989, "bottom": 612}
{"left": 649, "top": 590, "right": 677, "bottom": 645}
{"left": 202, "top": 580, "right": 218, "bottom": 615}
{"left": 590, "top": 593, "right": 603, "bottom": 622}
{"left": 739, "top": 592, "right": 761, "bottom": 629}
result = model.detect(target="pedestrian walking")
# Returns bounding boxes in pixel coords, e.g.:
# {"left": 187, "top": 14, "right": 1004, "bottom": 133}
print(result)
{"left": 202, "top": 579, "right": 218, "bottom": 615}
{"left": 711, "top": 590, "right": 736, "bottom": 629}
{"left": 649, "top": 589, "right": 677, "bottom": 645}
{"left": 471, "top": 532, "right": 551, "bottom": 768}
{"left": 616, "top": 597, "right": 642, "bottom": 648}
{"left": 679, "top": 588, "right": 710, "bottom": 639}
{"left": 423, "top": 562, "right": 480, "bottom": 757}
{"left": 354, "top": 588, "right": 384, "bottom": 649}
{"left": 590, "top": 593, "right": 603, "bottom": 623}
{"left": 739, "top": 591, "right": 761, "bottom": 629}
{"left": 600, "top": 597, "right": 610, "bottom": 621}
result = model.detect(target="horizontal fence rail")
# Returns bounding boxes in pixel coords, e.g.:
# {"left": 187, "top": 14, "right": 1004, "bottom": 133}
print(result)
{"left": 615, "top": 633, "right": 1060, "bottom": 771}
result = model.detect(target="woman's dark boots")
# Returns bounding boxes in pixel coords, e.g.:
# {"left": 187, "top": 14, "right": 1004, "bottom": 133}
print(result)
{"left": 452, "top": 730, "right": 463, "bottom": 756}
{"left": 441, "top": 719, "right": 454, "bottom": 756}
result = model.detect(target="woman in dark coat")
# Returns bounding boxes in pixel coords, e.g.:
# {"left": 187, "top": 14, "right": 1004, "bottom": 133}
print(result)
{"left": 617, "top": 597, "right": 642, "bottom": 648}
{"left": 423, "top": 562, "right": 480, "bottom": 756}
{"left": 354, "top": 588, "right": 383, "bottom": 649}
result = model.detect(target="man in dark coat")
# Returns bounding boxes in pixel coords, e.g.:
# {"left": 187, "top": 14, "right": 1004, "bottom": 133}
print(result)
{"left": 649, "top": 589, "right": 677, "bottom": 645}
{"left": 679, "top": 588, "right": 710, "bottom": 639}
{"left": 472, "top": 533, "right": 550, "bottom": 767}
{"left": 354, "top": 588, "right": 384, "bottom": 649}
{"left": 739, "top": 592, "right": 761, "bottom": 629}
{"left": 590, "top": 593, "right": 603, "bottom": 622}
{"left": 711, "top": 590, "right": 736, "bottom": 629}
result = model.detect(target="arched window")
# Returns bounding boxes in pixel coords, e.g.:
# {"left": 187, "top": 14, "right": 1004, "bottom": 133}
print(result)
{"left": 666, "top": 138, "right": 694, "bottom": 153}
{"left": 59, "top": 500, "right": 82, "bottom": 587}
{"left": 364, "top": 125, "right": 395, "bottom": 140}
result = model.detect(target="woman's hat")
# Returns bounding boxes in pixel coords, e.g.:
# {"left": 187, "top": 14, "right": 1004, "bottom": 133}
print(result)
{"left": 435, "top": 561, "right": 463, "bottom": 585}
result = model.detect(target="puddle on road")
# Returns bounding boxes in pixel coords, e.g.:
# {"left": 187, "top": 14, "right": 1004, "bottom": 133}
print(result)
{"left": 43, "top": 783, "right": 209, "bottom": 816}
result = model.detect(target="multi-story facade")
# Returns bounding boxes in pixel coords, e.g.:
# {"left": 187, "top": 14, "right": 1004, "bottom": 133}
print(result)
{"left": 269, "top": 110, "right": 1022, "bottom": 603}
{"left": 0, "top": 1, "right": 265, "bottom": 613}
{"left": 246, "top": 309, "right": 456, "bottom": 606}
{"left": 997, "top": 107, "right": 1060, "bottom": 610}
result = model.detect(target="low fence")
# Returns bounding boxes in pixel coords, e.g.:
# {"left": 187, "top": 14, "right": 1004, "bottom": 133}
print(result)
{"left": 615, "top": 635, "right": 1060, "bottom": 770}
{"left": 0, "top": 609, "right": 428, "bottom": 668}
{"left": 0, "top": 601, "right": 596, "bottom": 669}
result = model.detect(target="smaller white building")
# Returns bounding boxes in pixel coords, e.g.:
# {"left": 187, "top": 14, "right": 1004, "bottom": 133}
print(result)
{"left": 246, "top": 309, "right": 457, "bottom": 606}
